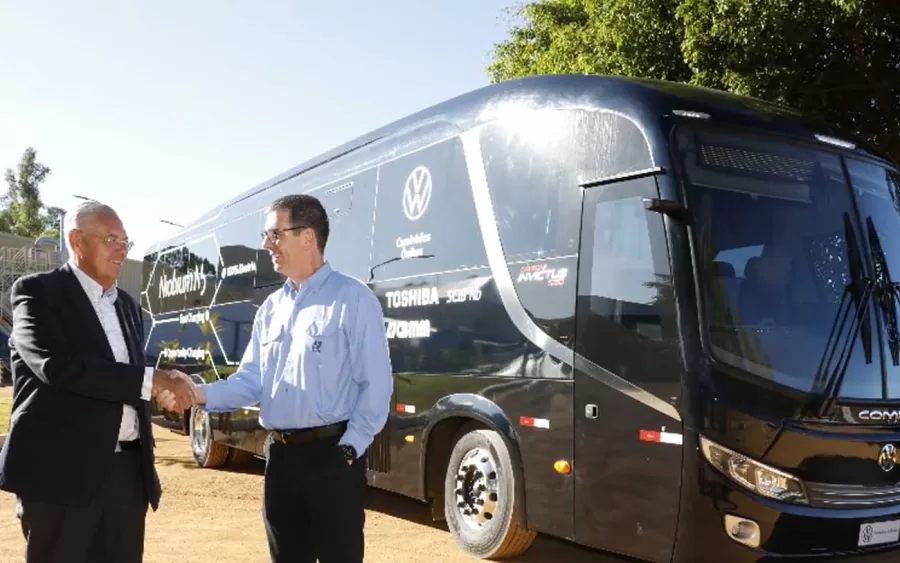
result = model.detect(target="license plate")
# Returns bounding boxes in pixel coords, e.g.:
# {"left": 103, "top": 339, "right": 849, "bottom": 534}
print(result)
{"left": 858, "top": 520, "right": 900, "bottom": 547}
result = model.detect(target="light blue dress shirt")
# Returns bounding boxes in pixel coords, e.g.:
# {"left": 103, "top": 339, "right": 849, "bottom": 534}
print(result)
{"left": 200, "top": 262, "right": 393, "bottom": 458}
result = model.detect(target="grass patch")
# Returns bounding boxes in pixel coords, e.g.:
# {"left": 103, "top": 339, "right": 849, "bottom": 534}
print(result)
{"left": 0, "top": 388, "right": 12, "bottom": 434}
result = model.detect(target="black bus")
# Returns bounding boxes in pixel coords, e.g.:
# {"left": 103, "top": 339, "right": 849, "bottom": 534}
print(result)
{"left": 141, "top": 74, "right": 900, "bottom": 562}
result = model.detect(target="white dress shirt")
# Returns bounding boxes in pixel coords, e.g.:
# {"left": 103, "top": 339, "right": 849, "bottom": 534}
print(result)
{"left": 69, "top": 262, "right": 154, "bottom": 447}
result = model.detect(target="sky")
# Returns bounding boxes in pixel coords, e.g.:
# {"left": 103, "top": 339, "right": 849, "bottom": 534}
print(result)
{"left": 0, "top": 1, "right": 519, "bottom": 259}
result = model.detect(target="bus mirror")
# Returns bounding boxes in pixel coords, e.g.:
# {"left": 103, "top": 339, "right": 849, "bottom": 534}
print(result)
{"left": 643, "top": 198, "right": 690, "bottom": 222}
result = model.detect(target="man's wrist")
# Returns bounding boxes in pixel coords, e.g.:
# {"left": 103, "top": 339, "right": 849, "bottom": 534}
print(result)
{"left": 338, "top": 444, "right": 357, "bottom": 462}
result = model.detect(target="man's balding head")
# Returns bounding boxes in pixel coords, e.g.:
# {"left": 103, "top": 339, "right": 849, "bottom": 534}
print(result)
{"left": 65, "top": 201, "right": 131, "bottom": 290}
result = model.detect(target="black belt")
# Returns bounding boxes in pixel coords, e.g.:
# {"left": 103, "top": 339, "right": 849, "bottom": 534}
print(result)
{"left": 118, "top": 440, "right": 141, "bottom": 452}
{"left": 272, "top": 421, "right": 347, "bottom": 445}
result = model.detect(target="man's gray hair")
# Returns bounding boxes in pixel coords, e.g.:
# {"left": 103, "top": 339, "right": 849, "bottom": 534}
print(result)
{"left": 63, "top": 200, "right": 120, "bottom": 254}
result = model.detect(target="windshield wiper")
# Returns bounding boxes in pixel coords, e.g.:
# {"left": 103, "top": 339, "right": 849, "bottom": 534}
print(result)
{"left": 809, "top": 213, "right": 874, "bottom": 417}
{"left": 865, "top": 216, "right": 900, "bottom": 368}
{"left": 810, "top": 277, "right": 874, "bottom": 417}
{"left": 813, "top": 216, "right": 900, "bottom": 416}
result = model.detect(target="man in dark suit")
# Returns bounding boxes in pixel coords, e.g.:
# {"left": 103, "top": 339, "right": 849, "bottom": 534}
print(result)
{"left": 0, "top": 201, "right": 196, "bottom": 563}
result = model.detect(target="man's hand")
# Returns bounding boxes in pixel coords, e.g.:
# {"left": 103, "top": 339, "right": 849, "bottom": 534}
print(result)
{"left": 151, "top": 369, "right": 199, "bottom": 412}
{"left": 338, "top": 444, "right": 356, "bottom": 465}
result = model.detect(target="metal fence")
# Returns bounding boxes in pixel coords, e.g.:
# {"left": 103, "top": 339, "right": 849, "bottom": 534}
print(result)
{"left": 0, "top": 246, "right": 145, "bottom": 330}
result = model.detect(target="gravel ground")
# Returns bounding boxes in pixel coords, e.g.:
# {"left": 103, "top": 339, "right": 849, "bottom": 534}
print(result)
{"left": 0, "top": 406, "right": 623, "bottom": 562}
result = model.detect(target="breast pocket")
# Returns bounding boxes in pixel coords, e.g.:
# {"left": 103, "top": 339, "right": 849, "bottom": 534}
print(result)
{"left": 259, "top": 325, "right": 288, "bottom": 375}
{"left": 304, "top": 311, "right": 344, "bottom": 372}
{"left": 302, "top": 306, "right": 349, "bottom": 408}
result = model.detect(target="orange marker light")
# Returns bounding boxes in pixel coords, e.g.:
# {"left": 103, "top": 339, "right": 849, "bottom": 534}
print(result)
{"left": 554, "top": 460, "right": 571, "bottom": 474}
{"left": 404, "top": 435, "right": 415, "bottom": 443}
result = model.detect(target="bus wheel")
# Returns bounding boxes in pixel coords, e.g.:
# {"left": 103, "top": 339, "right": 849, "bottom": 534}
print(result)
{"left": 189, "top": 405, "right": 229, "bottom": 468}
{"left": 227, "top": 447, "right": 257, "bottom": 466}
{"left": 444, "top": 428, "right": 536, "bottom": 559}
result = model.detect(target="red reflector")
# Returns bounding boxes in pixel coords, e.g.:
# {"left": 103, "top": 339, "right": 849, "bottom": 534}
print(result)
{"left": 520, "top": 416, "right": 535, "bottom": 427}
{"left": 640, "top": 430, "right": 661, "bottom": 442}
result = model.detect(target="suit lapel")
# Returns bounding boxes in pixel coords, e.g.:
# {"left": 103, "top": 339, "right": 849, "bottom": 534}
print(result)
{"left": 59, "top": 264, "right": 115, "bottom": 362}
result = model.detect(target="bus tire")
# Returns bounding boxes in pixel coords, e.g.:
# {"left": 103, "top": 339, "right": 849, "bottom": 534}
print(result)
{"left": 228, "top": 446, "right": 257, "bottom": 466}
{"left": 443, "top": 428, "right": 536, "bottom": 559}
{"left": 189, "top": 405, "right": 229, "bottom": 468}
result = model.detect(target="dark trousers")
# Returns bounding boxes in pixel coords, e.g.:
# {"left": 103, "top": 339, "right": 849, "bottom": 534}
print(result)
{"left": 17, "top": 448, "right": 148, "bottom": 563}
{"left": 263, "top": 433, "right": 367, "bottom": 563}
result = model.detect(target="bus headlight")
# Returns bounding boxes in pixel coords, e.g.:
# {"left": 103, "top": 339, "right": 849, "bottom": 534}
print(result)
{"left": 700, "top": 436, "right": 808, "bottom": 505}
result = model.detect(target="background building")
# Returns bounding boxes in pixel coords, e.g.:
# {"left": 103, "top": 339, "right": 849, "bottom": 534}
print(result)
{"left": 0, "top": 233, "right": 143, "bottom": 333}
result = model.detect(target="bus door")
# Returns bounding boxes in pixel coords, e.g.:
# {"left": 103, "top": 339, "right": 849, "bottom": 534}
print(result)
{"left": 573, "top": 174, "right": 684, "bottom": 562}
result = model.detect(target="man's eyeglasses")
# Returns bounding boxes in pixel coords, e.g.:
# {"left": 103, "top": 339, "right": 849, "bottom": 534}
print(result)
{"left": 261, "top": 225, "right": 308, "bottom": 244}
{"left": 86, "top": 233, "right": 134, "bottom": 252}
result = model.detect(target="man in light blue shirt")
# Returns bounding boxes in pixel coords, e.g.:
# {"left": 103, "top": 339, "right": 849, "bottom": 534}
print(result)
{"left": 187, "top": 194, "right": 393, "bottom": 563}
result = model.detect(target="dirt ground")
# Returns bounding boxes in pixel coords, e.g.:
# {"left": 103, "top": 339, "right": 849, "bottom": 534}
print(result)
{"left": 0, "top": 400, "right": 621, "bottom": 562}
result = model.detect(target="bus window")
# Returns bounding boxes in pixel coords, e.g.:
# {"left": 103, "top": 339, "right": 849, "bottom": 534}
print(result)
{"left": 370, "top": 136, "right": 486, "bottom": 281}
{"left": 144, "top": 236, "right": 219, "bottom": 316}
{"left": 678, "top": 126, "right": 884, "bottom": 399}
{"left": 846, "top": 159, "right": 900, "bottom": 397}
{"left": 315, "top": 169, "right": 377, "bottom": 282}
{"left": 216, "top": 211, "right": 264, "bottom": 302}
{"left": 576, "top": 176, "right": 675, "bottom": 356}
{"left": 479, "top": 109, "right": 653, "bottom": 263}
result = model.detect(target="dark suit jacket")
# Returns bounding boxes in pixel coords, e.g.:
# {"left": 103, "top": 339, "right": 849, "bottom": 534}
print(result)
{"left": 0, "top": 263, "right": 162, "bottom": 510}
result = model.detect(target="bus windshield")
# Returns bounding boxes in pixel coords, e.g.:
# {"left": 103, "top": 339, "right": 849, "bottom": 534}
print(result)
{"left": 676, "top": 126, "right": 900, "bottom": 400}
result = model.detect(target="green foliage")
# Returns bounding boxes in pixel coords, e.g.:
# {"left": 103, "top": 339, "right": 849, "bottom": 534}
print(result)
{"left": 0, "top": 147, "right": 60, "bottom": 239}
{"left": 488, "top": 0, "right": 689, "bottom": 82}
{"left": 43, "top": 206, "right": 65, "bottom": 235}
{"left": 488, "top": 0, "right": 900, "bottom": 164}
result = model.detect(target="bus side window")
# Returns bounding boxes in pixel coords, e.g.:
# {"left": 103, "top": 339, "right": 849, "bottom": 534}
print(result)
{"left": 369, "top": 136, "right": 486, "bottom": 281}
{"left": 315, "top": 169, "right": 378, "bottom": 282}
{"left": 216, "top": 212, "right": 265, "bottom": 299}
{"left": 576, "top": 176, "right": 678, "bottom": 380}
{"left": 480, "top": 109, "right": 653, "bottom": 262}
{"left": 479, "top": 120, "right": 581, "bottom": 261}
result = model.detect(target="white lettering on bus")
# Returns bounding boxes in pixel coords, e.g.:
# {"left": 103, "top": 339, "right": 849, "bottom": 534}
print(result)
{"left": 447, "top": 287, "right": 483, "bottom": 303}
{"left": 386, "top": 287, "right": 440, "bottom": 308}
{"left": 179, "top": 310, "right": 211, "bottom": 325}
{"left": 160, "top": 348, "right": 207, "bottom": 361}
{"left": 517, "top": 263, "right": 568, "bottom": 287}
{"left": 158, "top": 265, "right": 208, "bottom": 299}
{"left": 395, "top": 232, "right": 432, "bottom": 260}
{"left": 385, "top": 319, "right": 432, "bottom": 339}
{"left": 221, "top": 261, "right": 257, "bottom": 279}
{"left": 395, "top": 232, "right": 432, "bottom": 248}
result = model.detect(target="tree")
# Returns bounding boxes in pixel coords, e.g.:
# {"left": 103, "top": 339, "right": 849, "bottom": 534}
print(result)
{"left": 0, "top": 147, "right": 53, "bottom": 238}
{"left": 487, "top": 0, "right": 900, "bottom": 164}
{"left": 41, "top": 206, "right": 66, "bottom": 239}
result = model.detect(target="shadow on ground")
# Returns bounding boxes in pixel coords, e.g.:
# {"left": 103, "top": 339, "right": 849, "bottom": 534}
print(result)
{"left": 152, "top": 448, "right": 627, "bottom": 562}
{"left": 364, "top": 489, "right": 628, "bottom": 562}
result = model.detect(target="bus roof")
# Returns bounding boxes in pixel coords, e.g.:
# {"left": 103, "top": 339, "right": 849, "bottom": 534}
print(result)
{"left": 161, "top": 74, "right": 888, "bottom": 243}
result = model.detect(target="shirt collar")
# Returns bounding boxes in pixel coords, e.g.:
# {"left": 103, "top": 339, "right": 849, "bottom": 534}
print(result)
{"left": 282, "top": 261, "right": 333, "bottom": 299}
{"left": 68, "top": 260, "right": 118, "bottom": 306}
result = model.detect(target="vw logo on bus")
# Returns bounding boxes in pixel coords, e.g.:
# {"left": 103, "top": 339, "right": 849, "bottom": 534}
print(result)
{"left": 878, "top": 444, "right": 897, "bottom": 473}
{"left": 402, "top": 165, "right": 432, "bottom": 221}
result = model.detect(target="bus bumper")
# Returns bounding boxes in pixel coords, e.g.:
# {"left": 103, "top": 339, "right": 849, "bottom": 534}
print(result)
{"left": 674, "top": 469, "right": 900, "bottom": 562}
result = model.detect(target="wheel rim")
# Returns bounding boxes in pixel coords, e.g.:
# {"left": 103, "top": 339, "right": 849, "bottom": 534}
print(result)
{"left": 454, "top": 446, "right": 500, "bottom": 529}
{"left": 191, "top": 407, "right": 209, "bottom": 459}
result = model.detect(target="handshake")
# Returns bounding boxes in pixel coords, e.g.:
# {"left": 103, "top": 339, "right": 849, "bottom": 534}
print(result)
{"left": 151, "top": 369, "right": 206, "bottom": 412}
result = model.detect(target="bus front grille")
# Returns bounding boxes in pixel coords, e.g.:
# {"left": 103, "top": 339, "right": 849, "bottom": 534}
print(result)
{"left": 807, "top": 481, "right": 900, "bottom": 508}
